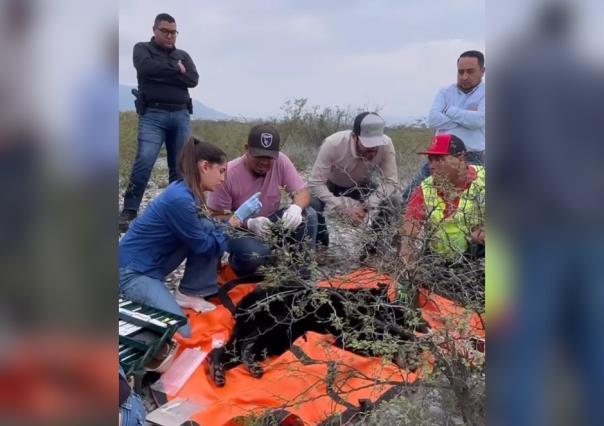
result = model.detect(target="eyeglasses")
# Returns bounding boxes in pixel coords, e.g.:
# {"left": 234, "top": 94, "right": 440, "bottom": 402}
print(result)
{"left": 158, "top": 28, "right": 179, "bottom": 37}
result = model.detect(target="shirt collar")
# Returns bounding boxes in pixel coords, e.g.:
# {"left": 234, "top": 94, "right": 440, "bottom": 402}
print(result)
{"left": 457, "top": 81, "right": 482, "bottom": 96}
{"left": 150, "top": 37, "right": 174, "bottom": 52}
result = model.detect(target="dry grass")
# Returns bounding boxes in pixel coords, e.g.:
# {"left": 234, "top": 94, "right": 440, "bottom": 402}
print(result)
{"left": 119, "top": 103, "right": 431, "bottom": 190}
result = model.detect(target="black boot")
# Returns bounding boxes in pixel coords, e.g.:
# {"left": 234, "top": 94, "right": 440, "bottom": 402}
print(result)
{"left": 119, "top": 209, "right": 137, "bottom": 233}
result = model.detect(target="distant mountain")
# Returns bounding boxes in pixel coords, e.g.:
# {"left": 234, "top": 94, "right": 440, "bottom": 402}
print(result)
{"left": 119, "top": 84, "right": 231, "bottom": 121}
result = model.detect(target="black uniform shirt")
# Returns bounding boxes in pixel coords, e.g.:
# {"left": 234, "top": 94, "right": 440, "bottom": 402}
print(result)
{"left": 133, "top": 37, "right": 199, "bottom": 104}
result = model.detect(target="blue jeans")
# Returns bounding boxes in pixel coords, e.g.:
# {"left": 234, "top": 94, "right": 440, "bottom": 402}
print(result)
{"left": 119, "top": 366, "right": 146, "bottom": 426}
{"left": 160, "top": 245, "right": 222, "bottom": 297}
{"left": 228, "top": 207, "right": 318, "bottom": 277}
{"left": 123, "top": 108, "right": 191, "bottom": 212}
{"left": 119, "top": 248, "right": 221, "bottom": 338}
{"left": 401, "top": 150, "right": 484, "bottom": 205}
{"left": 120, "top": 393, "right": 146, "bottom": 426}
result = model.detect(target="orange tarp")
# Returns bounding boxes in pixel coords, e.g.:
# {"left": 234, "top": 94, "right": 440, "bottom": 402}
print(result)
{"left": 174, "top": 331, "right": 419, "bottom": 425}
{"left": 166, "top": 267, "right": 482, "bottom": 425}
{"left": 316, "top": 268, "right": 397, "bottom": 302}
{"left": 418, "top": 287, "right": 485, "bottom": 339}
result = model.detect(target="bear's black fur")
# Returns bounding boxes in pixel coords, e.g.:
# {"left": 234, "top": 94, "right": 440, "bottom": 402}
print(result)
{"left": 208, "top": 281, "right": 422, "bottom": 387}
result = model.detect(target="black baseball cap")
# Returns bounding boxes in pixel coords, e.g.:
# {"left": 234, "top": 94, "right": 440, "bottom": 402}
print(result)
{"left": 247, "top": 124, "right": 280, "bottom": 159}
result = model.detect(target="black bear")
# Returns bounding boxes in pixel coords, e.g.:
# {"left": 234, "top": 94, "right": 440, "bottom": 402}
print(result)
{"left": 208, "top": 280, "right": 423, "bottom": 387}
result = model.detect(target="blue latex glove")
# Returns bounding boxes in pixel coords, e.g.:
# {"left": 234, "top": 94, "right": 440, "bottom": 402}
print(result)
{"left": 234, "top": 192, "right": 262, "bottom": 221}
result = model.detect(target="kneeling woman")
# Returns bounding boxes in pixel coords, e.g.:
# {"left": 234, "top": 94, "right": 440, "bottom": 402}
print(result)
{"left": 119, "top": 137, "right": 261, "bottom": 337}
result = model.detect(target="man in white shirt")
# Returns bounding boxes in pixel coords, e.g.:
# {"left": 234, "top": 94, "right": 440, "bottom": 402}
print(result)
{"left": 309, "top": 112, "right": 400, "bottom": 257}
{"left": 402, "top": 50, "right": 485, "bottom": 204}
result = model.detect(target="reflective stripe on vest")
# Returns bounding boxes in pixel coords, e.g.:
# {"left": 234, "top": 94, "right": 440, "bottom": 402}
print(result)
{"left": 420, "top": 166, "right": 485, "bottom": 257}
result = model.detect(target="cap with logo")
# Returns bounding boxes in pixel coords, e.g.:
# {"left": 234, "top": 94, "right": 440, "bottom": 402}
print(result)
{"left": 352, "top": 112, "right": 388, "bottom": 148}
{"left": 247, "top": 124, "right": 280, "bottom": 159}
{"left": 418, "top": 134, "right": 467, "bottom": 156}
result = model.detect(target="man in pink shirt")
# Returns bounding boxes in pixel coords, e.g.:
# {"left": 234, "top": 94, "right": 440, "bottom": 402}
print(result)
{"left": 208, "top": 124, "right": 317, "bottom": 277}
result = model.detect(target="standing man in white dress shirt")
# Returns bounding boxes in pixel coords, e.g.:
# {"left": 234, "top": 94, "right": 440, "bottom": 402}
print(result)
{"left": 402, "top": 50, "right": 485, "bottom": 204}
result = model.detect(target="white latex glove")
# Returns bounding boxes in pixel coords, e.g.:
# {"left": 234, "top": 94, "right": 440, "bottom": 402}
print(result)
{"left": 247, "top": 216, "right": 272, "bottom": 237}
{"left": 281, "top": 204, "right": 303, "bottom": 230}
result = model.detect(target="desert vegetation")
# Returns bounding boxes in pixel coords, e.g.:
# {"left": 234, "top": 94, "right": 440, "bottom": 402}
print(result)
{"left": 119, "top": 100, "right": 484, "bottom": 425}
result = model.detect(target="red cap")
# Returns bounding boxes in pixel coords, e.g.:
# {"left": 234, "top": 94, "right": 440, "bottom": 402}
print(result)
{"left": 418, "top": 134, "right": 467, "bottom": 156}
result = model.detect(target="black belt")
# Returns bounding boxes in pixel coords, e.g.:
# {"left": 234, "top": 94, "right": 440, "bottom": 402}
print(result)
{"left": 146, "top": 102, "right": 188, "bottom": 111}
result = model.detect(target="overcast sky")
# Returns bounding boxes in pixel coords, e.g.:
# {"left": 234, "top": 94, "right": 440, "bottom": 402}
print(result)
{"left": 119, "top": 0, "right": 485, "bottom": 121}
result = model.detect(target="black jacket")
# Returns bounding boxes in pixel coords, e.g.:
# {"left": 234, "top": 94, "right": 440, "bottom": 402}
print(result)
{"left": 133, "top": 38, "right": 199, "bottom": 104}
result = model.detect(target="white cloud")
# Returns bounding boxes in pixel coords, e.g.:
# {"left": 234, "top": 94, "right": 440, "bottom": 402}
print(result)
{"left": 119, "top": 1, "right": 485, "bottom": 119}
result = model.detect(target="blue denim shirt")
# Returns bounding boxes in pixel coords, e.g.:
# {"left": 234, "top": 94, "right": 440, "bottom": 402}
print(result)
{"left": 119, "top": 180, "right": 228, "bottom": 280}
